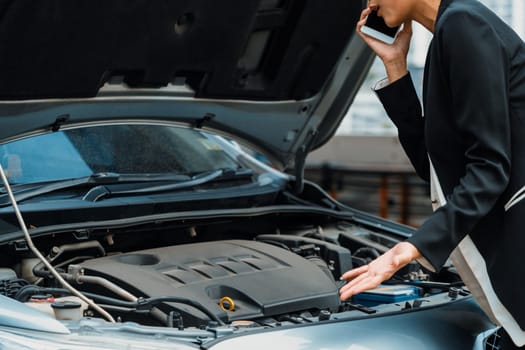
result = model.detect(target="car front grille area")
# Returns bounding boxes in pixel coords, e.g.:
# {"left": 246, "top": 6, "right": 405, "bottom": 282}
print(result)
{"left": 485, "top": 329, "right": 502, "bottom": 350}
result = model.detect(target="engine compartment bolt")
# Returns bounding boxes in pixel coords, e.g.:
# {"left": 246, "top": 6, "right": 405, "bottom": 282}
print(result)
{"left": 448, "top": 287, "right": 459, "bottom": 300}
{"left": 318, "top": 310, "right": 331, "bottom": 321}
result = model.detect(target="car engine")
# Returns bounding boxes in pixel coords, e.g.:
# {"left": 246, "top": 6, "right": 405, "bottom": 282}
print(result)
{"left": 79, "top": 239, "right": 343, "bottom": 326}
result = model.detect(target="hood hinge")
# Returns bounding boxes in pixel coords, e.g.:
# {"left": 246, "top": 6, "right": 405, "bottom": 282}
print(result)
{"left": 51, "top": 114, "right": 70, "bottom": 132}
{"left": 195, "top": 113, "right": 215, "bottom": 129}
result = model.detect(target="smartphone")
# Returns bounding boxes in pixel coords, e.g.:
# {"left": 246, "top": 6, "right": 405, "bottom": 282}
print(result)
{"left": 360, "top": 10, "right": 400, "bottom": 44}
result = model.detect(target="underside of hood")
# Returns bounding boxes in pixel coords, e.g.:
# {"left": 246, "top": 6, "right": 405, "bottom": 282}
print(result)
{"left": 0, "top": 0, "right": 360, "bottom": 101}
{"left": 0, "top": 0, "right": 374, "bottom": 172}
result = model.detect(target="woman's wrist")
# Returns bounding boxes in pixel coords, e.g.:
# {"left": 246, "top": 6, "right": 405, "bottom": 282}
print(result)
{"left": 391, "top": 242, "right": 421, "bottom": 268}
{"left": 383, "top": 59, "right": 408, "bottom": 83}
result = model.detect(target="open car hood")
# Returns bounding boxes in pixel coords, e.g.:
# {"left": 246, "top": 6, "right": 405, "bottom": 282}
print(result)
{"left": 0, "top": 0, "right": 373, "bottom": 169}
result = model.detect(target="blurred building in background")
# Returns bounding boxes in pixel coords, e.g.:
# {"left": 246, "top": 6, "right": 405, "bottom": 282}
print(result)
{"left": 481, "top": 0, "right": 525, "bottom": 38}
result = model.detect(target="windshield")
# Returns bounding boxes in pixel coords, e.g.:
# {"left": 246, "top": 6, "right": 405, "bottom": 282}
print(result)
{"left": 0, "top": 124, "right": 242, "bottom": 185}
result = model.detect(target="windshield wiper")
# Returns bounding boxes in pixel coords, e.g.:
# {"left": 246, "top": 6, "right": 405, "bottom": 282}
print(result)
{"left": 0, "top": 168, "right": 254, "bottom": 206}
{"left": 0, "top": 172, "right": 191, "bottom": 207}
{"left": 82, "top": 168, "right": 254, "bottom": 202}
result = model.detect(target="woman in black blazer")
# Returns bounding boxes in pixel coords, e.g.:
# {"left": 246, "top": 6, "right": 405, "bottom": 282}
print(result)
{"left": 339, "top": 0, "right": 525, "bottom": 348}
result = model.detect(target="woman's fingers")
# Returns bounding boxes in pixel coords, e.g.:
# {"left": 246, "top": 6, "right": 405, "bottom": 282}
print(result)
{"left": 340, "top": 263, "right": 369, "bottom": 281}
{"left": 356, "top": 8, "right": 372, "bottom": 37}
{"left": 339, "top": 262, "right": 387, "bottom": 300}
{"left": 338, "top": 243, "right": 420, "bottom": 301}
{"left": 339, "top": 271, "right": 370, "bottom": 298}
{"left": 356, "top": 8, "right": 371, "bottom": 35}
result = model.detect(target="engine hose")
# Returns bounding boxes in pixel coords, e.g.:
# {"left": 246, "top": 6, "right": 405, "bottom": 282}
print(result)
{"left": 137, "top": 296, "right": 225, "bottom": 325}
{"left": 32, "top": 241, "right": 105, "bottom": 277}
{"left": 15, "top": 286, "right": 225, "bottom": 325}
{"left": 354, "top": 247, "right": 381, "bottom": 260}
{"left": 33, "top": 256, "right": 94, "bottom": 278}
{"left": 15, "top": 286, "right": 135, "bottom": 307}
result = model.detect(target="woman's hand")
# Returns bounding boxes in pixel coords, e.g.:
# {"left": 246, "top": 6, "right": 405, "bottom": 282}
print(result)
{"left": 339, "top": 242, "right": 421, "bottom": 300}
{"left": 356, "top": 7, "right": 413, "bottom": 83}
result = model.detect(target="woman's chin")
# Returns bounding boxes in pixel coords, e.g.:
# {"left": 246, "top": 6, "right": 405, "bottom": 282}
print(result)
{"left": 385, "top": 18, "right": 401, "bottom": 28}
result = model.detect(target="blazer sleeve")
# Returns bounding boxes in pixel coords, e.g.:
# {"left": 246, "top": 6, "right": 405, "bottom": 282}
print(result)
{"left": 375, "top": 74, "right": 430, "bottom": 182}
{"left": 407, "top": 10, "right": 512, "bottom": 270}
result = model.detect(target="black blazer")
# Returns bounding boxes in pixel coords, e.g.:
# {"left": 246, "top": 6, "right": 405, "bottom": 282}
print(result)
{"left": 376, "top": 0, "right": 525, "bottom": 343}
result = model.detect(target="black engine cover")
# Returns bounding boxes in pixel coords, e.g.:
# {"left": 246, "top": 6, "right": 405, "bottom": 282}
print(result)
{"left": 81, "top": 240, "right": 340, "bottom": 324}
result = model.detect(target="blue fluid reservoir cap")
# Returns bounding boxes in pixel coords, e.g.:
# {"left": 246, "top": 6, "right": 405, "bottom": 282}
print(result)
{"left": 352, "top": 284, "right": 422, "bottom": 307}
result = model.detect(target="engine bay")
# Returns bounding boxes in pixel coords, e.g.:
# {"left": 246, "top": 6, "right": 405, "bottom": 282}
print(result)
{"left": 0, "top": 212, "right": 465, "bottom": 329}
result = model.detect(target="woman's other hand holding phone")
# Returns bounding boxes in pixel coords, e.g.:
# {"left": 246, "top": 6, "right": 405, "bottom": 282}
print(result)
{"left": 357, "top": 7, "right": 413, "bottom": 83}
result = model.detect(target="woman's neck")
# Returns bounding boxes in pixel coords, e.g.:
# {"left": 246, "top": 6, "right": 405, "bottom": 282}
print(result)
{"left": 412, "top": 0, "right": 441, "bottom": 33}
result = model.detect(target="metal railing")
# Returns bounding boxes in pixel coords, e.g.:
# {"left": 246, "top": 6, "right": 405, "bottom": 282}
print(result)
{"left": 305, "top": 163, "right": 433, "bottom": 227}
